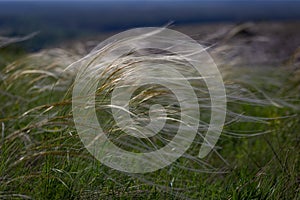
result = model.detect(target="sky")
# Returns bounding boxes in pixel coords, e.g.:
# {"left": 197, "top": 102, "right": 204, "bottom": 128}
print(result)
{"left": 0, "top": 0, "right": 297, "bottom": 1}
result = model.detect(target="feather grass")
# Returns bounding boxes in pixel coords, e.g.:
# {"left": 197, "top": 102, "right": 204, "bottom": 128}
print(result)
{"left": 0, "top": 29, "right": 299, "bottom": 199}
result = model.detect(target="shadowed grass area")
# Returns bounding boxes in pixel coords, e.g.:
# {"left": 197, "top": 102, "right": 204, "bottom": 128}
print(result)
{"left": 0, "top": 34, "right": 299, "bottom": 200}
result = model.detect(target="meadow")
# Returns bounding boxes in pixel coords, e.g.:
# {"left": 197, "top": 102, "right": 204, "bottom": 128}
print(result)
{"left": 0, "top": 23, "right": 299, "bottom": 199}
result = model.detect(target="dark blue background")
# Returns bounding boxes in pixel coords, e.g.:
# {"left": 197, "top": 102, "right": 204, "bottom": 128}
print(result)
{"left": 1, "top": 1, "right": 300, "bottom": 50}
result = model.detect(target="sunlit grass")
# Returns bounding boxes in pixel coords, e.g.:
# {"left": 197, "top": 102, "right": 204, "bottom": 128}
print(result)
{"left": 0, "top": 37, "right": 299, "bottom": 199}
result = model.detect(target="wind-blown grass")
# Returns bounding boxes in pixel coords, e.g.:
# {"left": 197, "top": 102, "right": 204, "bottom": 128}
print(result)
{"left": 0, "top": 33, "right": 299, "bottom": 199}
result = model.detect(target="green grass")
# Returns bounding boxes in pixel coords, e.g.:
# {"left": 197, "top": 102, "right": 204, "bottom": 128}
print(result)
{"left": 0, "top": 44, "right": 299, "bottom": 200}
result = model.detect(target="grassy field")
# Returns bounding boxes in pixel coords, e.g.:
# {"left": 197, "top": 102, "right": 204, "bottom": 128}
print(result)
{"left": 0, "top": 26, "right": 299, "bottom": 199}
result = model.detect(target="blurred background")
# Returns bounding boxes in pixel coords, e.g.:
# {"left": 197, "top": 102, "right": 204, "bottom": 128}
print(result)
{"left": 0, "top": 0, "right": 299, "bottom": 48}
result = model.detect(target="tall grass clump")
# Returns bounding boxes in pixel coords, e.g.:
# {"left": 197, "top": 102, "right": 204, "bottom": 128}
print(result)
{"left": 0, "top": 29, "right": 299, "bottom": 199}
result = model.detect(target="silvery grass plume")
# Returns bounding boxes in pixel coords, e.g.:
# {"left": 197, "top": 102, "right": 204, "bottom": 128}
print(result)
{"left": 0, "top": 32, "right": 39, "bottom": 48}
{"left": 1, "top": 28, "right": 298, "bottom": 199}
